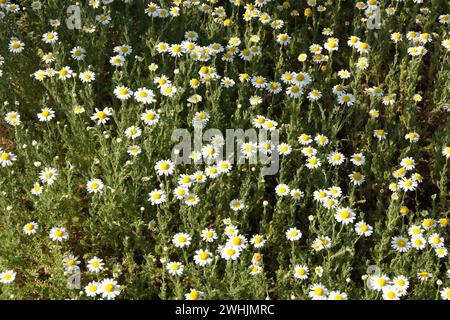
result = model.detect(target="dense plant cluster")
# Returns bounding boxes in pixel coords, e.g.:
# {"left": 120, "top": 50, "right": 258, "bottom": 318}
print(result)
{"left": 0, "top": 0, "right": 449, "bottom": 300}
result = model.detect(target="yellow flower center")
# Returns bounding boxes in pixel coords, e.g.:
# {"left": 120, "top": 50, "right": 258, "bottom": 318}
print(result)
{"left": 97, "top": 112, "right": 106, "bottom": 120}
{"left": 160, "top": 163, "right": 170, "bottom": 170}
{"left": 104, "top": 284, "right": 114, "bottom": 292}
{"left": 232, "top": 237, "right": 241, "bottom": 246}
{"left": 199, "top": 252, "right": 209, "bottom": 260}
{"left": 189, "top": 291, "right": 199, "bottom": 300}
{"left": 314, "top": 288, "right": 324, "bottom": 296}
{"left": 152, "top": 193, "right": 161, "bottom": 200}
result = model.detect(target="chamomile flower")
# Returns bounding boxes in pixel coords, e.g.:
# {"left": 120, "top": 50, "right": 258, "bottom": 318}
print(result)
{"left": 277, "top": 143, "right": 292, "bottom": 155}
{"left": 155, "top": 159, "right": 175, "bottom": 176}
{"left": 23, "top": 221, "right": 38, "bottom": 235}
{"left": 193, "top": 249, "right": 213, "bottom": 266}
{"left": 286, "top": 227, "right": 302, "bottom": 241}
{"left": 114, "top": 85, "right": 133, "bottom": 100}
{"left": 141, "top": 109, "right": 160, "bottom": 126}
{"left": 86, "top": 179, "right": 104, "bottom": 194}
{"left": 110, "top": 55, "right": 125, "bottom": 66}
{"left": 185, "top": 289, "right": 204, "bottom": 300}
{"left": 370, "top": 275, "right": 390, "bottom": 291}
{"left": 398, "top": 177, "right": 418, "bottom": 192}
{"left": 298, "top": 134, "right": 313, "bottom": 145}
{"left": 91, "top": 108, "right": 112, "bottom": 125}
{"left": 9, "top": 38, "right": 25, "bottom": 53}
{"left": 349, "top": 172, "right": 365, "bottom": 185}
{"left": 436, "top": 248, "right": 448, "bottom": 258}
{"left": 172, "top": 233, "right": 192, "bottom": 248}
{"left": 306, "top": 156, "right": 321, "bottom": 169}
{"left": 249, "top": 95, "right": 263, "bottom": 106}
{"left": 328, "top": 152, "right": 346, "bottom": 166}
{"left": 71, "top": 47, "right": 86, "bottom": 60}
{"left": 160, "top": 84, "right": 177, "bottom": 97}
{"left": 227, "top": 234, "right": 247, "bottom": 249}
{"left": 400, "top": 157, "right": 415, "bottom": 170}
{"left": 230, "top": 199, "right": 244, "bottom": 212}
{"left": 0, "top": 149, "right": 16, "bottom": 167}
{"left": 440, "top": 288, "right": 450, "bottom": 300}
{"left": 335, "top": 207, "right": 356, "bottom": 225}
{"left": 293, "top": 265, "right": 309, "bottom": 280}
{"left": 328, "top": 291, "right": 348, "bottom": 300}
{"left": 148, "top": 189, "right": 166, "bottom": 205}
{"left": 391, "top": 236, "right": 410, "bottom": 253}
{"left": 39, "top": 167, "right": 58, "bottom": 185}
{"left": 79, "top": 71, "right": 95, "bottom": 83}
{"left": 275, "top": 184, "right": 290, "bottom": 196}
{"left": 391, "top": 276, "right": 409, "bottom": 295}
{"left": 58, "top": 66, "right": 73, "bottom": 80}
{"left": 418, "top": 271, "right": 432, "bottom": 282}
{"left": 201, "top": 228, "right": 218, "bottom": 243}
{"left": 84, "top": 281, "right": 100, "bottom": 297}
{"left": 355, "top": 221, "right": 373, "bottom": 237}
{"left": 411, "top": 235, "right": 427, "bottom": 250}
{"left": 0, "top": 270, "right": 16, "bottom": 284}
{"left": 442, "top": 146, "right": 450, "bottom": 159}
{"left": 205, "top": 166, "right": 220, "bottom": 178}
{"left": 337, "top": 93, "right": 356, "bottom": 106}
{"left": 220, "top": 245, "right": 241, "bottom": 260}
{"left": 351, "top": 153, "right": 365, "bottom": 166}
{"left": 307, "top": 89, "right": 322, "bottom": 101}
{"left": 382, "top": 287, "right": 400, "bottom": 300}
{"left": 408, "top": 225, "right": 423, "bottom": 237}
{"left": 263, "top": 119, "right": 278, "bottom": 131}
{"left": 124, "top": 126, "right": 142, "bottom": 140}
{"left": 63, "top": 255, "right": 80, "bottom": 272}
{"left": 87, "top": 257, "right": 104, "bottom": 273}
{"left": 314, "top": 134, "right": 329, "bottom": 146}
{"left": 250, "top": 234, "right": 266, "bottom": 248}
{"left": 99, "top": 278, "right": 121, "bottom": 300}
{"left": 49, "top": 226, "right": 68, "bottom": 242}
{"left": 127, "top": 145, "right": 142, "bottom": 156}
{"left": 309, "top": 283, "right": 328, "bottom": 300}
{"left": 224, "top": 225, "right": 239, "bottom": 237}
{"left": 134, "top": 88, "right": 155, "bottom": 104}
{"left": 37, "top": 108, "right": 55, "bottom": 122}
{"left": 338, "top": 69, "right": 351, "bottom": 79}
{"left": 428, "top": 233, "right": 444, "bottom": 249}
{"left": 290, "top": 189, "right": 304, "bottom": 200}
